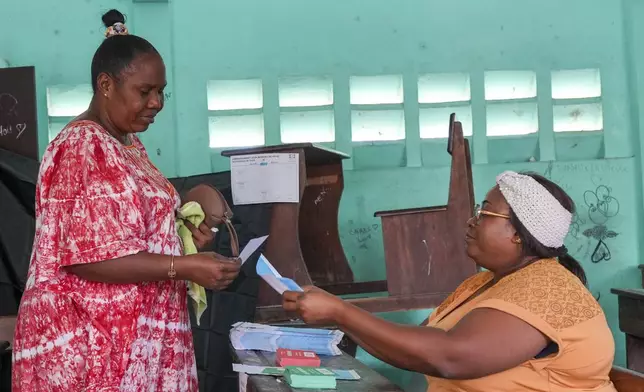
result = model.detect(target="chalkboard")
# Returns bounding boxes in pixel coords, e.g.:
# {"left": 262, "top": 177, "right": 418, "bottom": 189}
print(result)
{"left": 0, "top": 66, "right": 39, "bottom": 160}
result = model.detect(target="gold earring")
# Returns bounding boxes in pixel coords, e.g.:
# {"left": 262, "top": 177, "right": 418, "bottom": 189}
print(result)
{"left": 512, "top": 238, "right": 522, "bottom": 244}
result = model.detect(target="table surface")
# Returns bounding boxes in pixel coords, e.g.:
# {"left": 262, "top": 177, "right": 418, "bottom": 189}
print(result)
{"left": 233, "top": 349, "right": 404, "bottom": 392}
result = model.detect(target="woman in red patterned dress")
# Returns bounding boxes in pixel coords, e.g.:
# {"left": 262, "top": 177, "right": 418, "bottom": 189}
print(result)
{"left": 11, "top": 10, "right": 240, "bottom": 391}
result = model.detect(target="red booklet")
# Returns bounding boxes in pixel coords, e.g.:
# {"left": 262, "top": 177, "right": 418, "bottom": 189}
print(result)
{"left": 276, "top": 348, "right": 321, "bottom": 368}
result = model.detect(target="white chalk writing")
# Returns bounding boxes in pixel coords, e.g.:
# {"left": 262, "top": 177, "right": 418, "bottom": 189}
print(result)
{"left": 0, "top": 93, "right": 19, "bottom": 116}
{"left": 557, "top": 161, "right": 628, "bottom": 175}
{"left": 0, "top": 123, "right": 27, "bottom": 139}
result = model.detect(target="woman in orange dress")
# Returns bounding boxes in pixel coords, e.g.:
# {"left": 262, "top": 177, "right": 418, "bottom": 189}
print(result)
{"left": 283, "top": 171, "right": 617, "bottom": 391}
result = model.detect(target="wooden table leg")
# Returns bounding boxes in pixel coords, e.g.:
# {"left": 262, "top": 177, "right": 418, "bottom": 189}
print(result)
{"left": 627, "top": 335, "right": 644, "bottom": 373}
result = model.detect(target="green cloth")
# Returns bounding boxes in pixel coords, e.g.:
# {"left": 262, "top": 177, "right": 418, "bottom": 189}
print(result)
{"left": 176, "top": 201, "right": 208, "bottom": 325}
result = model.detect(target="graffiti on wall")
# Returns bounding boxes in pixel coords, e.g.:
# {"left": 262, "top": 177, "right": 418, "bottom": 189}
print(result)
{"left": 542, "top": 162, "right": 621, "bottom": 264}
{"left": 347, "top": 220, "right": 380, "bottom": 250}
{"left": 581, "top": 185, "right": 620, "bottom": 263}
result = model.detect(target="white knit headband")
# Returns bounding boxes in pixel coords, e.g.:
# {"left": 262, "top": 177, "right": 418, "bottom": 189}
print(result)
{"left": 496, "top": 171, "right": 572, "bottom": 248}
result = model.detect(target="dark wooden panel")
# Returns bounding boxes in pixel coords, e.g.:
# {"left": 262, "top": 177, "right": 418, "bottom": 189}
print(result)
{"left": 300, "top": 163, "right": 353, "bottom": 286}
{"left": 381, "top": 212, "right": 451, "bottom": 296}
{"left": 613, "top": 289, "right": 644, "bottom": 338}
{"left": 319, "top": 280, "right": 388, "bottom": 296}
{"left": 0, "top": 67, "right": 39, "bottom": 161}
{"left": 612, "top": 289, "right": 644, "bottom": 375}
{"left": 611, "top": 289, "right": 644, "bottom": 301}
{"left": 627, "top": 335, "right": 644, "bottom": 374}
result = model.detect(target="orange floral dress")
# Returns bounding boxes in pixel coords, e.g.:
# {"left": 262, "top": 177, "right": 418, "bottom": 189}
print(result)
{"left": 426, "top": 258, "right": 617, "bottom": 392}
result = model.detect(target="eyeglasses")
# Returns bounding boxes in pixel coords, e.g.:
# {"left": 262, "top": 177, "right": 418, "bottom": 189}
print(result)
{"left": 472, "top": 204, "right": 510, "bottom": 225}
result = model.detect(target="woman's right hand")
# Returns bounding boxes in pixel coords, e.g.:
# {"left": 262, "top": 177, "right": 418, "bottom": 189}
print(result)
{"left": 181, "top": 252, "right": 241, "bottom": 290}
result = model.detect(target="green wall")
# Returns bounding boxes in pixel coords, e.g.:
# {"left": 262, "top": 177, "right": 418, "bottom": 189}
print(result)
{"left": 3, "top": 1, "right": 644, "bottom": 390}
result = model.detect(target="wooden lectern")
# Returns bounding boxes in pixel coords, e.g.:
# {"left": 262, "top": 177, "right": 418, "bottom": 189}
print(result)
{"left": 221, "top": 144, "right": 353, "bottom": 320}
{"left": 222, "top": 115, "right": 478, "bottom": 322}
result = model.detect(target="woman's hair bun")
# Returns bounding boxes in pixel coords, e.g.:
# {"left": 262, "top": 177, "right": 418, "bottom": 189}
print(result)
{"left": 102, "top": 9, "right": 126, "bottom": 28}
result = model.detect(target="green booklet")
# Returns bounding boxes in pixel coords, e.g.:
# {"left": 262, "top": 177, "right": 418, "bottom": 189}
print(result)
{"left": 284, "top": 366, "right": 337, "bottom": 390}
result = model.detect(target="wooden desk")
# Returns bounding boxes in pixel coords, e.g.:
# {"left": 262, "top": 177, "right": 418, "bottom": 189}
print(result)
{"left": 233, "top": 349, "right": 404, "bottom": 392}
{"left": 612, "top": 288, "right": 644, "bottom": 373}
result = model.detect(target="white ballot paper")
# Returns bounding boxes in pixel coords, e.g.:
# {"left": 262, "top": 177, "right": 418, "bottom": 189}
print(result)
{"left": 256, "top": 254, "right": 303, "bottom": 294}
{"left": 230, "top": 153, "right": 299, "bottom": 205}
{"left": 239, "top": 235, "right": 269, "bottom": 265}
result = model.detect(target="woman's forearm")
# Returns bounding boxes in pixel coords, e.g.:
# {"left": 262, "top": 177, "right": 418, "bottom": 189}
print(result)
{"left": 64, "top": 252, "right": 192, "bottom": 284}
{"left": 334, "top": 302, "right": 453, "bottom": 377}
{"left": 343, "top": 331, "right": 422, "bottom": 373}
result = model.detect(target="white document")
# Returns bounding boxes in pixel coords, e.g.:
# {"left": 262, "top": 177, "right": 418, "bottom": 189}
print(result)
{"left": 239, "top": 235, "right": 269, "bottom": 264}
{"left": 256, "top": 254, "right": 303, "bottom": 294}
{"left": 231, "top": 153, "right": 299, "bottom": 205}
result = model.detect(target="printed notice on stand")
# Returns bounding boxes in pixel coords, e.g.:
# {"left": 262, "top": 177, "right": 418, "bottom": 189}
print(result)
{"left": 231, "top": 153, "right": 299, "bottom": 205}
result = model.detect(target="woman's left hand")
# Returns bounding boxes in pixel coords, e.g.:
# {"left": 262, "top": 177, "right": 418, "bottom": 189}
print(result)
{"left": 282, "top": 286, "right": 346, "bottom": 326}
{"left": 184, "top": 221, "right": 216, "bottom": 251}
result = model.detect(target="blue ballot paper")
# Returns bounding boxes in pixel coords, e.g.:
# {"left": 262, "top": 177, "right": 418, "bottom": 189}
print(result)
{"left": 256, "top": 254, "right": 303, "bottom": 294}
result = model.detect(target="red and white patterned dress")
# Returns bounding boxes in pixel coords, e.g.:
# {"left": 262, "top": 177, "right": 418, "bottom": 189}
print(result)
{"left": 12, "top": 121, "right": 198, "bottom": 391}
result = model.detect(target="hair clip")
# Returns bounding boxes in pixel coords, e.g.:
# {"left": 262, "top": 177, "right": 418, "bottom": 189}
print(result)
{"left": 105, "top": 22, "right": 129, "bottom": 38}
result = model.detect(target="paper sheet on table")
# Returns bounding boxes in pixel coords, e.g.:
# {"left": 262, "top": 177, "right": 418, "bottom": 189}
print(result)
{"left": 256, "top": 254, "right": 303, "bottom": 294}
{"left": 231, "top": 153, "right": 299, "bottom": 205}
{"left": 232, "top": 364, "right": 361, "bottom": 381}
{"left": 240, "top": 235, "right": 269, "bottom": 264}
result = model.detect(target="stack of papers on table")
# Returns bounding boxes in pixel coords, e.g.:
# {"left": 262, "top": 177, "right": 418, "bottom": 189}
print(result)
{"left": 230, "top": 322, "right": 344, "bottom": 356}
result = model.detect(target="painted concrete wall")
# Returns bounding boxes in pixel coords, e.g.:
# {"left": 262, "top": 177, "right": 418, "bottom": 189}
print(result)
{"left": 2, "top": 0, "right": 644, "bottom": 390}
